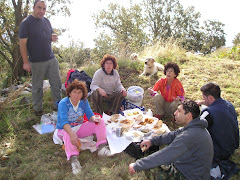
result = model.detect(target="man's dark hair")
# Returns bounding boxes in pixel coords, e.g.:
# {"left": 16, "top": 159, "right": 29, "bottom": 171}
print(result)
{"left": 200, "top": 82, "right": 221, "bottom": 99}
{"left": 34, "top": 0, "right": 45, "bottom": 7}
{"left": 181, "top": 100, "right": 200, "bottom": 119}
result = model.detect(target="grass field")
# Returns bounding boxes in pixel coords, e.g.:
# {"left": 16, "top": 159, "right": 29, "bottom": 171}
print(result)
{"left": 0, "top": 44, "right": 240, "bottom": 179}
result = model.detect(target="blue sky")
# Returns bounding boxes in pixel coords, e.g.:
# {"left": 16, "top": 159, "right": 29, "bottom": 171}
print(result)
{"left": 51, "top": 0, "right": 240, "bottom": 48}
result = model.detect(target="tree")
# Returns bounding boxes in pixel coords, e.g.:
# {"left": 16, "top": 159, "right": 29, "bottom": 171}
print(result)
{"left": 233, "top": 32, "right": 240, "bottom": 46}
{"left": 143, "top": 0, "right": 203, "bottom": 51}
{"left": 143, "top": 0, "right": 226, "bottom": 53}
{"left": 93, "top": 3, "right": 149, "bottom": 56}
{"left": 0, "top": 0, "right": 71, "bottom": 83}
{"left": 144, "top": 0, "right": 182, "bottom": 40}
{"left": 201, "top": 20, "right": 226, "bottom": 54}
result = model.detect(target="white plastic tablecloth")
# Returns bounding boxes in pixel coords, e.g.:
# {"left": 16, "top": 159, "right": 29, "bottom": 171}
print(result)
{"left": 102, "top": 113, "right": 170, "bottom": 155}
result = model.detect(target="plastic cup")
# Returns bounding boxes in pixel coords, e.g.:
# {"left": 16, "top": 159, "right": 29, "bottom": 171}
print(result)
{"left": 94, "top": 115, "right": 101, "bottom": 125}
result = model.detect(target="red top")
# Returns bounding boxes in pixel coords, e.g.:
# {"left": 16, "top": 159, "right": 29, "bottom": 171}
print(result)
{"left": 153, "top": 77, "right": 185, "bottom": 102}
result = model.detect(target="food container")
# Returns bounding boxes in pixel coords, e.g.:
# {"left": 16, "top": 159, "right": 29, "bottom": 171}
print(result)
{"left": 127, "top": 86, "right": 144, "bottom": 106}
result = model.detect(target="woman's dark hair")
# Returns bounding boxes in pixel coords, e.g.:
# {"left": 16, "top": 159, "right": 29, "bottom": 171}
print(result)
{"left": 181, "top": 100, "right": 200, "bottom": 119}
{"left": 164, "top": 62, "right": 180, "bottom": 77}
{"left": 200, "top": 82, "right": 221, "bottom": 99}
{"left": 100, "top": 54, "right": 118, "bottom": 69}
{"left": 66, "top": 79, "right": 88, "bottom": 100}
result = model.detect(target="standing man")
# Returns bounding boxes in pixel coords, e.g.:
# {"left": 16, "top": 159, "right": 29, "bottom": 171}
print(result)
{"left": 19, "top": 0, "right": 62, "bottom": 116}
{"left": 129, "top": 100, "right": 213, "bottom": 179}
{"left": 197, "top": 82, "right": 239, "bottom": 179}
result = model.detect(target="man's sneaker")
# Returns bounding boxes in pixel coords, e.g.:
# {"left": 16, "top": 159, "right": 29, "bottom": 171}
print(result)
{"left": 34, "top": 110, "right": 43, "bottom": 116}
{"left": 70, "top": 156, "right": 82, "bottom": 175}
{"left": 98, "top": 146, "right": 112, "bottom": 157}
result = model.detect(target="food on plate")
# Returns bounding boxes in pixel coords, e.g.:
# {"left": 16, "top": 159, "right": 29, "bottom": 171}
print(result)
{"left": 126, "top": 111, "right": 139, "bottom": 116}
{"left": 144, "top": 117, "right": 154, "bottom": 124}
{"left": 133, "top": 114, "right": 143, "bottom": 122}
{"left": 119, "top": 119, "right": 133, "bottom": 125}
{"left": 107, "top": 120, "right": 112, "bottom": 123}
{"left": 119, "top": 119, "right": 134, "bottom": 128}
{"left": 110, "top": 114, "right": 120, "bottom": 122}
{"left": 141, "top": 128, "right": 150, "bottom": 133}
{"left": 153, "top": 120, "right": 163, "bottom": 129}
{"left": 155, "top": 128, "right": 166, "bottom": 135}
{"left": 133, "top": 132, "right": 141, "bottom": 137}
{"left": 132, "top": 124, "right": 142, "bottom": 129}
{"left": 139, "top": 121, "right": 147, "bottom": 126}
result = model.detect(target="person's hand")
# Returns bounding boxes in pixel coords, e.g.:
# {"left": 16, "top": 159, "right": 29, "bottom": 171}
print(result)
{"left": 98, "top": 88, "right": 107, "bottom": 97}
{"left": 140, "top": 140, "right": 152, "bottom": 152}
{"left": 92, "top": 115, "right": 101, "bottom": 125}
{"left": 173, "top": 96, "right": 181, "bottom": 101}
{"left": 121, "top": 89, "right": 127, "bottom": 97}
{"left": 196, "top": 100, "right": 205, "bottom": 106}
{"left": 69, "top": 132, "right": 79, "bottom": 148}
{"left": 23, "top": 63, "right": 31, "bottom": 72}
{"left": 51, "top": 33, "right": 58, "bottom": 42}
{"left": 148, "top": 87, "right": 156, "bottom": 96}
{"left": 129, "top": 163, "right": 136, "bottom": 174}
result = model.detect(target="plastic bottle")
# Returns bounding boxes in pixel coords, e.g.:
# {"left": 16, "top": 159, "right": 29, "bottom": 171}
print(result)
{"left": 146, "top": 109, "right": 153, "bottom": 116}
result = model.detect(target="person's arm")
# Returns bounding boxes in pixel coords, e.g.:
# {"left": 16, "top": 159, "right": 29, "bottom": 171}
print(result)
{"left": 19, "top": 38, "right": 31, "bottom": 72}
{"left": 196, "top": 100, "right": 205, "bottom": 106}
{"left": 113, "top": 70, "right": 125, "bottom": 91}
{"left": 82, "top": 100, "right": 94, "bottom": 120}
{"left": 200, "top": 110, "right": 213, "bottom": 128}
{"left": 51, "top": 33, "right": 58, "bottom": 42}
{"left": 90, "top": 69, "right": 107, "bottom": 97}
{"left": 133, "top": 135, "right": 188, "bottom": 172}
{"left": 152, "top": 78, "right": 163, "bottom": 92}
{"left": 56, "top": 99, "right": 71, "bottom": 129}
{"left": 150, "top": 128, "right": 183, "bottom": 146}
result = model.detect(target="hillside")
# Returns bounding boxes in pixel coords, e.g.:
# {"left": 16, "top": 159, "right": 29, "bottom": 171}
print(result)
{"left": 0, "top": 53, "right": 240, "bottom": 179}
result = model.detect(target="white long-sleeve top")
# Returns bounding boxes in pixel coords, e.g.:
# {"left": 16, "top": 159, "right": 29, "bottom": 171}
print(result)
{"left": 90, "top": 68, "right": 125, "bottom": 94}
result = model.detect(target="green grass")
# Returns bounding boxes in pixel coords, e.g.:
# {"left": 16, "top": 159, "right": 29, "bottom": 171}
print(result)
{"left": 1, "top": 43, "right": 240, "bottom": 179}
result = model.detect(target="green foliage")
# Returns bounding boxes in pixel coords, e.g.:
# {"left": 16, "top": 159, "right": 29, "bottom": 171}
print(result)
{"left": 53, "top": 41, "right": 90, "bottom": 67}
{"left": 233, "top": 32, "right": 240, "bottom": 46}
{"left": 217, "top": 46, "right": 240, "bottom": 60}
{"left": 1, "top": 39, "right": 240, "bottom": 179}
{"left": 201, "top": 20, "right": 226, "bottom": 54}
{"left": 0, "top": 0, "right": 71, "bottom": 82}
{"left": 92, "top": 33, "right": 116, "bottom": 62}
{"left": 93, "top": 1, "right": 226, "bottom": 56}
{"left": 93, "top": 3, "right": 149, "bottom": 57}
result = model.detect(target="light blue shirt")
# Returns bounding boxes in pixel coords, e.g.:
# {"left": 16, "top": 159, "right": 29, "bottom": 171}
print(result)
{"left": 56, "top": 97, "right": 94, "bottom": 129}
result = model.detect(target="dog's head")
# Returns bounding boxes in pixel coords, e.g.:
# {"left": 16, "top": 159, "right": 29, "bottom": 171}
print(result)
{"left": 145, "top": 57, "right": 155, "bottom": 67}
{"left": 130, "top": 53, "right": 138, "bottom": 60}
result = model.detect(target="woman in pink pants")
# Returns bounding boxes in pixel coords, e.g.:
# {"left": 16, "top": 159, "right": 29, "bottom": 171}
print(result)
{"left": 55, "top": 79, "right": 111, "bottom": 175}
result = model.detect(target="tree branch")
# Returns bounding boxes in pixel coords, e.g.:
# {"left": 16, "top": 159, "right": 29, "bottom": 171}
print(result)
{"left": 0, "top": 50, "right": 13, "bottom": 67}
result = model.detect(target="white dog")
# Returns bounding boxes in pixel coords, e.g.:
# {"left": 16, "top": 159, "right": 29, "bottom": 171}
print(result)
{"left": 130, "top": 53, "right": 138, "bottom": 61}
{"left": 139, "top": 57, "right": 164, "bottom": 76}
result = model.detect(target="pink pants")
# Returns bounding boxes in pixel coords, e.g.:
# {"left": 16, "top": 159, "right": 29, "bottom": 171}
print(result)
{"left": 57, "top": 119, "right": 107, "bottom": 160}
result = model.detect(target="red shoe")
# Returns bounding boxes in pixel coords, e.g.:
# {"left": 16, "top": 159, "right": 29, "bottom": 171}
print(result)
{"left": 154, "top": 114, "right": 162, "bottom": 120}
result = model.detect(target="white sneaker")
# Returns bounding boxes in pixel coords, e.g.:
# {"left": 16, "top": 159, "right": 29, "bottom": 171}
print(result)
{"left": 70, "top": 156, "right": 82, "bottom": 175}
{"left": 98, "top": 146, "right": 112, "bottom": 157}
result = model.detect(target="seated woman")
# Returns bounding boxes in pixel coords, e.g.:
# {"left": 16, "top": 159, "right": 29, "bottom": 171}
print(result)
{"left": 148, "top": 62, "right": 185, "bottom": 124}
{"left": 90, "top": 54, "right": 127, "bottom": 115}
{"left": 54, "top": 79, "right": 111, "bottom": 175}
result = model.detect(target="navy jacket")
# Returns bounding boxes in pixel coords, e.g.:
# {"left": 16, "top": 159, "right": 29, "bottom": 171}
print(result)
{"left": 201, "top": 98, "right": 239, "bottom": 160}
